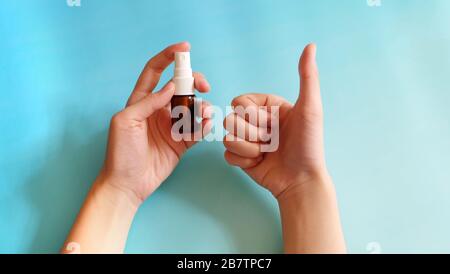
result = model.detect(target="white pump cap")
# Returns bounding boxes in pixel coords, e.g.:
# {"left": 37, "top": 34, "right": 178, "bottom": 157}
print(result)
{"left": 173, "top": 52, "right": 194, "bottom": 96}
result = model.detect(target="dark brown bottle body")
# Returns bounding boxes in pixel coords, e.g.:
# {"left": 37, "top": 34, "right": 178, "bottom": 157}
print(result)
{"left": 171, "top": 95, "right": 196, "bottom": 134}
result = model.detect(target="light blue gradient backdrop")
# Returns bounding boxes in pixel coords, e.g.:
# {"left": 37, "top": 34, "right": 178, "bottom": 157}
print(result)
{"left": 1, "top": 0, "right": 450, "bottom": 253}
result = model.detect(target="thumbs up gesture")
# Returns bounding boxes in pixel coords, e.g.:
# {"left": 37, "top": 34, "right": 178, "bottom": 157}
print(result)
{"left": 223, "top": 44, "right": 329, "bottom": 198}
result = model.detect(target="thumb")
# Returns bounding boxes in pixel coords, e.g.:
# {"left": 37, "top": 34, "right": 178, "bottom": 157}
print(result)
{"left": 124, "top": 81, "right": 175, "bottom": 121}
{"left": 294, "top": 43, "right": 323, "bottom": 116}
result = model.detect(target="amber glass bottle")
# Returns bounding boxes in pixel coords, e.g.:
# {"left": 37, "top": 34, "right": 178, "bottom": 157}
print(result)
{"left": 171, "top": 94, "right": 196, "bottom": 134}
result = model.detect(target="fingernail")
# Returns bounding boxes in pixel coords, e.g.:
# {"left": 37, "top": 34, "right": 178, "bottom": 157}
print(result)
{"left": 181, "top": 41, "right": 191, "bottom": 49}
{"left": 203, "top": 82, "right": 211, "bottom": 92}
{"left": 312, "top": 44, "right": 317, "bottom": 62}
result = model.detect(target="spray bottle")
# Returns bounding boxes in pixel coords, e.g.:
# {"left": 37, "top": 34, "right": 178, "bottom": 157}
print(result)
{"left": 171, "top": 52, "right": 196, "bottom": 134}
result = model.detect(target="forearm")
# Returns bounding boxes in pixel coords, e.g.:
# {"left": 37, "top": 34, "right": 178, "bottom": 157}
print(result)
{"left": 62, "top": 176, "right": 139, "bottom": 254}
{"left": 277, "top": 174, "right": 346, "bottom": 254}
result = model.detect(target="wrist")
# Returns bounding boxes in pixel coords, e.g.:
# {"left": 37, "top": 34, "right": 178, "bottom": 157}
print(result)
{"left": 275, "top": 170, "right": 346, "bottom": 254}
{"left": 93, "top": 173, "right": 142, "bottom": 213}
{"left": 276, "top": 169, "right": 334, "bottom": 204}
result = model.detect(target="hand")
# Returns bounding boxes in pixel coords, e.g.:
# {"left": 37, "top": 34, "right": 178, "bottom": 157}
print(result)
{"left": 223, "top": 44, "right": 345, "bottom": 253}
{"left": 223, "top": 44, "right": 328, "bottom": 198}
{"left": 63, "top": 42, "right": 212, "bottom": 253}
{"left": 100, "top": 42, "right": 211, "bottom": 206}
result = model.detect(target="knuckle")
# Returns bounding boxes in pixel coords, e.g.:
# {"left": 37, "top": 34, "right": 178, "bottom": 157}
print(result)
{"left": 223, "top": 134, "right": 229, "bottom": 144}
{"left": 231, "top": 97, "right": 240, "bottom": 107}
{"left": 223, "top": 113, "right": 234, "bottom": 129}
{"left": 111, "top": 112, "right": 123, "bottom": 125}
{"left": 111, "top": 111, "right": 129, "bottom": 126}
{"left": 231, "top": 95, "right": 246, "bottom": 107}
{"left": 146, "top": 58, "right": 163, "bottom": 75}
{"left": 224, "top": 151, "right": 232, "bottom": 163}
{"left": 223, "top": 133, "right": 237, "bottom": 144}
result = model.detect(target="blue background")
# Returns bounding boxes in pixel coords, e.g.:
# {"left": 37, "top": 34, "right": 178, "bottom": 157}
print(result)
{"left": 1, "top": 0, "right": 450, "bottom": 253}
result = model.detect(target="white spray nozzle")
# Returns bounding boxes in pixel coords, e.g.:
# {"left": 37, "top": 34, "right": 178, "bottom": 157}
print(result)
{"left": 173, "top": 52, "right": 194, "bottom": 95}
